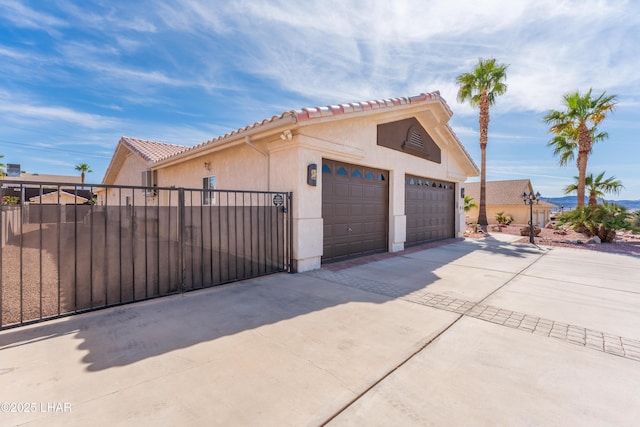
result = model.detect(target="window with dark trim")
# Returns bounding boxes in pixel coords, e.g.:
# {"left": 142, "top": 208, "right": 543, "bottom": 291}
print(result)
{"left": 202, "top": 176, "right": 216, "bottom": 205}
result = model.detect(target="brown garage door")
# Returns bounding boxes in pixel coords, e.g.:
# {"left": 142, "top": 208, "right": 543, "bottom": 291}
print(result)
{"left": 322, "top": 160, "right": 388, "bottom": 263}
{"left": 405, "top": 174, "right": 455, "bottom": 246}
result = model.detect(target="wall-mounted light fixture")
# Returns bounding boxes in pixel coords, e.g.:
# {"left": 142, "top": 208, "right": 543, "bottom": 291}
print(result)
{"left": 307, "top": 163, "right": 317, "bottom": 186}
{"left": 204, "top": 162, "right": 211, "bottom": 172}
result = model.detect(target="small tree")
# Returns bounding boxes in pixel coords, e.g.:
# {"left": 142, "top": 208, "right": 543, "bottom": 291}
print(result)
{"left": 495, "top": 211, "right": 513, "bottom": 226}
{"left": 463, "top": 195, "right": 477, "bottom": 213}
{"left": 563, "top": 171, "right": 623, "bottom": 208}
{"left": 75, "top": 163, "right": 93, "bottom": 189}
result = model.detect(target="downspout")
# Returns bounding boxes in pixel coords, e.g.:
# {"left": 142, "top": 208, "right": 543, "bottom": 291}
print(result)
{"left": 244, "top": 136, "right": 270, "bottom": 190}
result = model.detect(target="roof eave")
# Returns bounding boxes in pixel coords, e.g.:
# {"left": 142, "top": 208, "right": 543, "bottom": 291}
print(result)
{"left": 102, "top": 138, "right": 152, "bottom": 185}
{"left": 153, "top": 113, "right": 298, "bottom": 169}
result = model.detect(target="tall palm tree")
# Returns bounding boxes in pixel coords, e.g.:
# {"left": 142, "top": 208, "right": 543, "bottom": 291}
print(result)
{"left": 543, "top": 89, "right": 617, "bottom": 208}
{"left": 564, "top": 171, "right": 624, "bottom": 209}
{"left": 456, "top": 58, "right": 508, "bottom": 226}
{"left": 75, "top": 163, "right": 93, "bottom": 189}
{"left": 0, "top": 154, "right": 5, "bottom": 177}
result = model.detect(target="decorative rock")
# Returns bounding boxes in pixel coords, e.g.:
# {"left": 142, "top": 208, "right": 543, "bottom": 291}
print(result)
{"left": 592, "top": 235, "right": 601, "bottom": 244}
{"left": 520, "top": 226, "right": 542, "bottom": 237}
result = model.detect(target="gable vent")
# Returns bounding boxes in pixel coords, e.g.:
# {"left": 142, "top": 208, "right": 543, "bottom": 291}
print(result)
{"left": 408, "top": 129, "right": 424, "bottom": 148}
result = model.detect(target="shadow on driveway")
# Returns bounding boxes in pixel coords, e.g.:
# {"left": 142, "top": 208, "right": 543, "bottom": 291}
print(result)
{"left": 0, "top": 237, "right": 544, "bottom": 372}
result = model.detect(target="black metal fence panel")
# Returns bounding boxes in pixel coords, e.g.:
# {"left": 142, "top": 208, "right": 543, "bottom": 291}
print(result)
{"left": 0, "top": 181, "right": 292, "bottom": 329}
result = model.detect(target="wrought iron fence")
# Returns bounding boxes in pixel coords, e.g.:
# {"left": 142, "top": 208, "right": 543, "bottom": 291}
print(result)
{"left": 0, "top": 181, "right": 292, "bottom": 329}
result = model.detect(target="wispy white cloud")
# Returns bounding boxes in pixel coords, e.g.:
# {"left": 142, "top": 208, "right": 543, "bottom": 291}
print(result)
{"left": 2, "top": 0, "right": 639, "bottom": 196}
{"left": 54, "top": 0, "right": 157, "bottom": 33}
{"left": 0, "top": 0, "right": 66, "bottom": 29}
{"left": 0, "top": 92, "right": 121, "bottom": 129}
{"left": 183, "top": 0, "right": 640, "bottom": 116}
{"left": 0, "top": 45, "right": 29, "bottom": 59}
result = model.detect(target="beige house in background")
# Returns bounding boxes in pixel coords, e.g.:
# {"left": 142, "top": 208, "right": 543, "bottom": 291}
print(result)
{"left": 29, "top": 190, "right": 89, "bottom": 205}
{"left": 2, "top": 173, "right": 82, "bottom": 185}
{"left": 464, "top": 180, "right": 557, "bottom": 227}
{"left": 101, "top": 91, "right": 479, "bottom": 271}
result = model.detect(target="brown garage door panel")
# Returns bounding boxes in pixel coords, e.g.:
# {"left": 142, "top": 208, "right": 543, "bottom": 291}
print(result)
{"left": 322, "top": 159, "right": 389, "bottom": 263}
{"left": 405, "top": 174, "right": 455, "bottom": 246}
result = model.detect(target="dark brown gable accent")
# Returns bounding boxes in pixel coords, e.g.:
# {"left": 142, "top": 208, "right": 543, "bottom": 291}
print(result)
{"left": 377, "top": 117, "right": 441, "bottom": 163}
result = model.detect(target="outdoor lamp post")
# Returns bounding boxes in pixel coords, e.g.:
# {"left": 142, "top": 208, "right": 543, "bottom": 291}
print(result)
{"left": 522, "top": 191, "right": 541, "bottom": 244}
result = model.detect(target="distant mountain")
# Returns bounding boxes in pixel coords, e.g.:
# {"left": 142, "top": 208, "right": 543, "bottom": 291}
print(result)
{"left": 542, "top": 196, "right": 640, "bottom": 211}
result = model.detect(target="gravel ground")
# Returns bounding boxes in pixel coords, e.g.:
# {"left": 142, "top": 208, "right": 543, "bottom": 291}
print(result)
{"left": 465, "top": 223, "right": 640, "bottom": 257}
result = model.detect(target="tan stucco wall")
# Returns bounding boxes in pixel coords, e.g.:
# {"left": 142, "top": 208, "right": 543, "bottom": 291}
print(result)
{"left": 97, "top": 152, "right": 149, "bottom": 206}
{"left": 105, "top": 102, "right": 475, "bottom": 271}
{"left": 466, "top": 205, "right": 553, "bottom": 227}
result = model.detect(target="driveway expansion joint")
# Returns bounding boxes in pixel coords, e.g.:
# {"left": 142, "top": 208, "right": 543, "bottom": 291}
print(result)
{"left": 307, "top": 269, "right": 640, "bottom": 363}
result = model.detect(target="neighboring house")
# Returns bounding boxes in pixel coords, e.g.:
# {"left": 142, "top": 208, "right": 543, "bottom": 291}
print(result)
{"left": 1, "top": 173, "right": 89, "bottom": 205}
{"left": 464, "top": 180, "right": 557, "bottom": 227}
{"left": 28, "top": 190, "right": 89, "bottom": 205}
{"left": 2, "top": 173, "right": 82, "bottom": 185}
{"left": 101, "top": 91, "right": 479, "bottom": 271}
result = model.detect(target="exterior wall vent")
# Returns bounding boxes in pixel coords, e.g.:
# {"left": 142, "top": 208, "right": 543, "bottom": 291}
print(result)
{"left": 407, "top": 128, "right": 424, "bottom": 148}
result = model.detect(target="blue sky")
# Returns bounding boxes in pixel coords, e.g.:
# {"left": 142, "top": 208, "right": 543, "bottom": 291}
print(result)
{"left": 1, "top": 0, "right": 639, "bottom": 198}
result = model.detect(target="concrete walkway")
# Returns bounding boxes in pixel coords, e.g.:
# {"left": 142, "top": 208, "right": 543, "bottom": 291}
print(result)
{"left": 1, "top": 235, "right": 639, "bottom": 426}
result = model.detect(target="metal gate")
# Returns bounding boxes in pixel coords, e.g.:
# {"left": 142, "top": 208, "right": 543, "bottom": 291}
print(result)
{"left": 0, "top": 181, "right": 292, "bottom": 330}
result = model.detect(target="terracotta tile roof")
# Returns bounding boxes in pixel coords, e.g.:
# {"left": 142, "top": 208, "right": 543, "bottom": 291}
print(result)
{"left": 120, "top": 136, "right": 189, "bottom": 163}
{"left": 291, "top": 92, "right": 444, "bottom": 121}
{"left": 155, "top": 91, "right": 448, "bottom": 165}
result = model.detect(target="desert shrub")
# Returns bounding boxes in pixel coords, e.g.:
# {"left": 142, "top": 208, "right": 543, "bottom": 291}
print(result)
{"left": 556, "top": 202, "right": 630, "bottom": 242}
{"left": 1, "top": 195, "right": 19, "bottom": 205}
{"left": 631, "top": 211, "right": 640, "bottom": 232}
{"left": 495, "top": 211, "right": 513, "bottom": 225}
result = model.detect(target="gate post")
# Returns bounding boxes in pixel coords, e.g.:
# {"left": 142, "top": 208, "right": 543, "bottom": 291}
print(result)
{"left": 178, "top": 188, "right": 185, "bottom": 292}
{"left": 287, "top": 192, "right": 294, "bottom": 273}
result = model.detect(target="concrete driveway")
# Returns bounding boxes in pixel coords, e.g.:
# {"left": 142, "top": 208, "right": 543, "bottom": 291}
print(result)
{"left": 1, "top": 234, "right": 639, "bottom": 426}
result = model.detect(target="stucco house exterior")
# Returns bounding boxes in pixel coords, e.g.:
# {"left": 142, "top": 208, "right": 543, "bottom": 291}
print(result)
{"left": 464, "top": 180, "right": 557, "bottom": 227}
{"left": 101, "top": 91, "right": 479, "bottom": 271}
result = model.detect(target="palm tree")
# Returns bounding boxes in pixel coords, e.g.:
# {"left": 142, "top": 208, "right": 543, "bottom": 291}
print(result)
{"left": 75, "top": 163, "right": 93, "bottom": 188}
{"left": 0, "top": 154, "right": 5, "bottom": 177}
{"left": 543, "top": 89, "right": 617, "bottom": 208}
{"left": 564, "top": 171, "right": 624, "bottom": 208}
{"left": 463, "top": 195, "right": 477, "bottom": 213}
{"left": 456, "top": 58, "right": 508, "bottom": 226}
